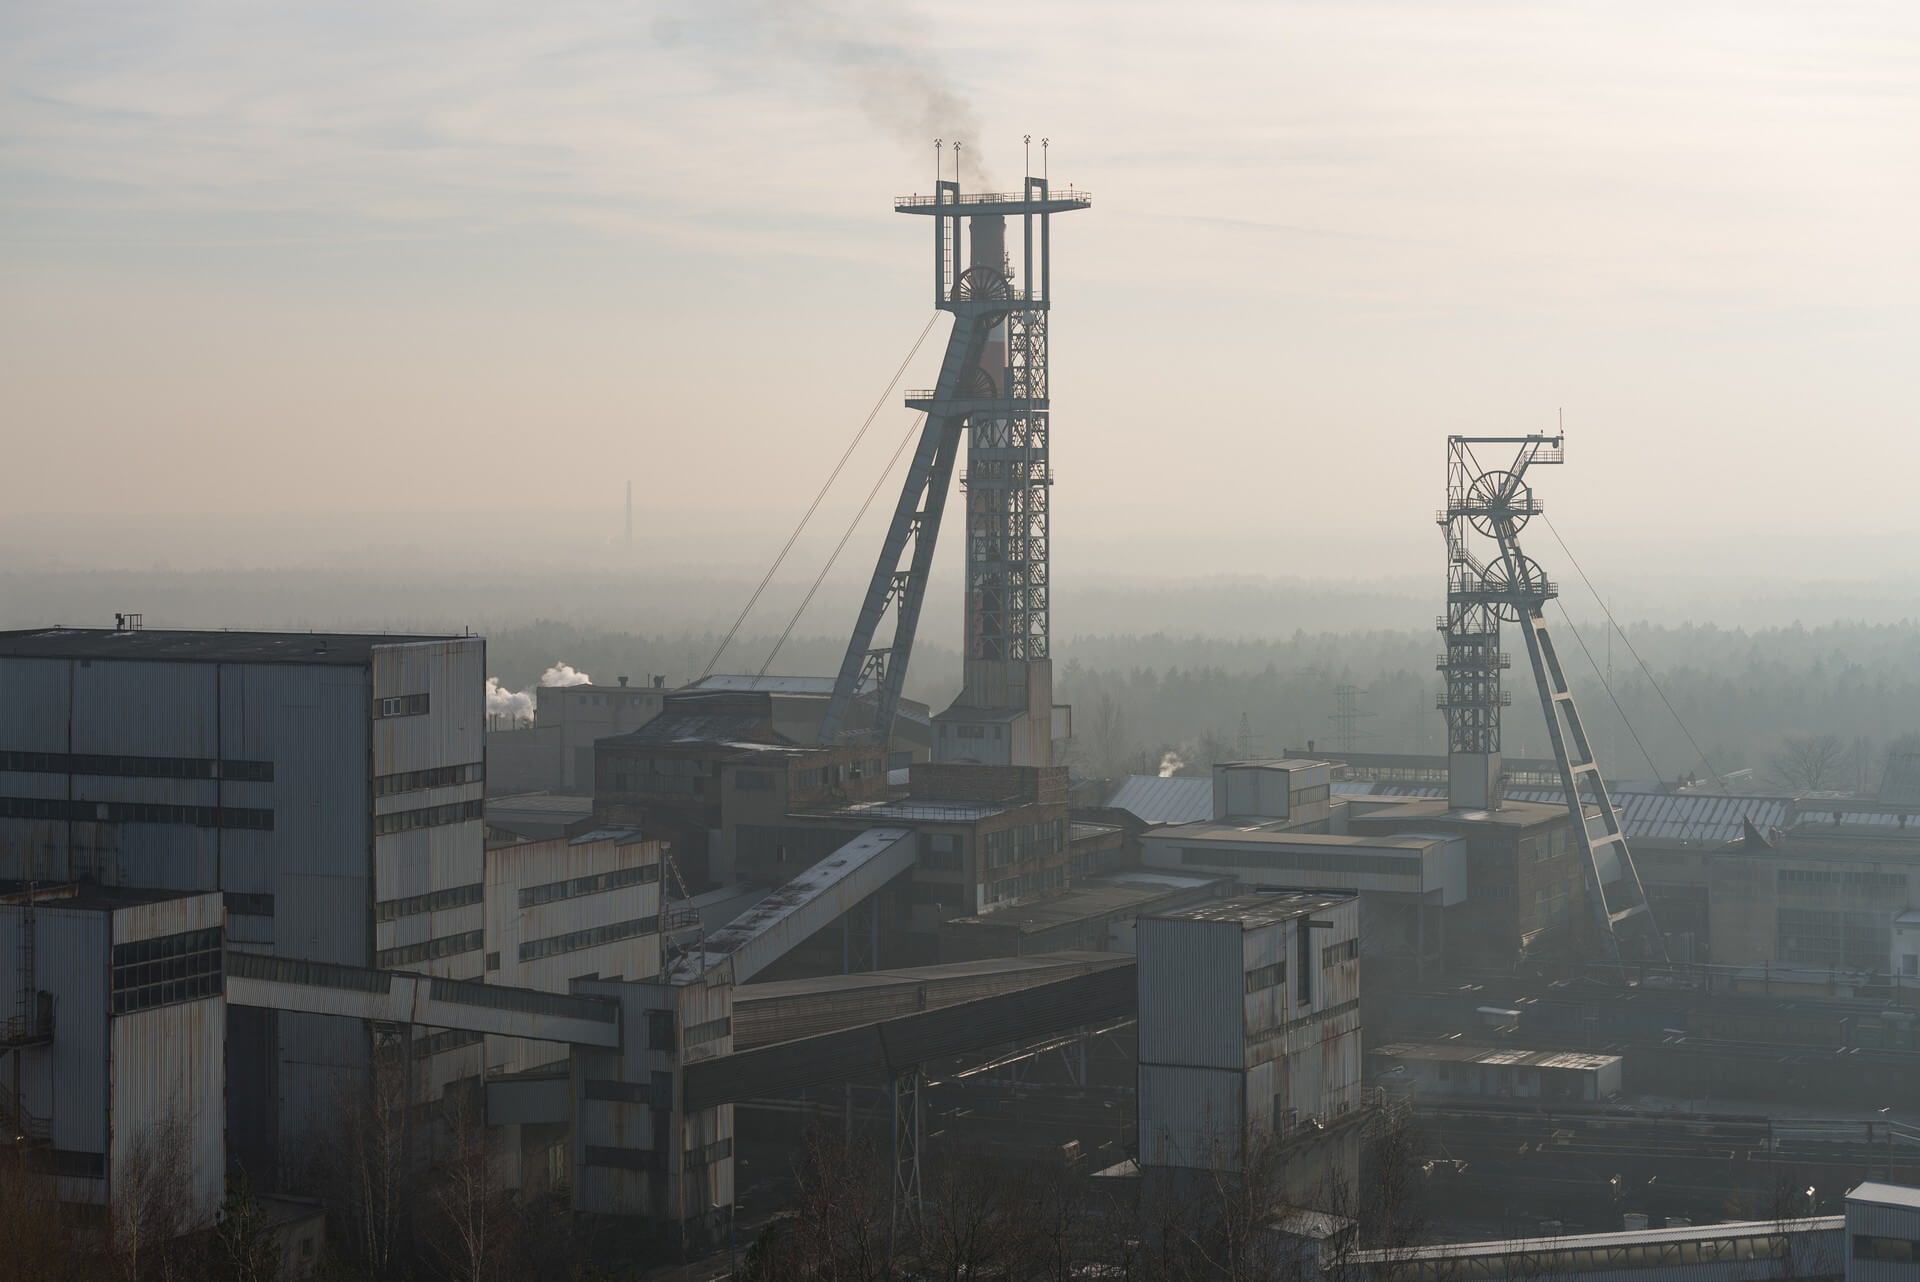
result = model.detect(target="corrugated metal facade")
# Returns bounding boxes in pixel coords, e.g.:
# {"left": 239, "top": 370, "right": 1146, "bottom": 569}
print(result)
{"left": 485, "top": 832, "right": 664, "bottom": 1077}
{"left": 1137, "top": 896, "right": 1362, "bottom": 1173}
{"left": 109, "top": 893, "right": 226, "bottom": 1231}
{"left": 12, "top": 904, "right": 110, "bottom": 1190}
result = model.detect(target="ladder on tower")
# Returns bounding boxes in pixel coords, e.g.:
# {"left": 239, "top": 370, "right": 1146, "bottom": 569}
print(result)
{"left": 1507, "top": 594, "right": 1664, "bottom": 960}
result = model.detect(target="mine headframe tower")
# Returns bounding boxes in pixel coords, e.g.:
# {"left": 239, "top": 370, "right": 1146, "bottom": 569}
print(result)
{"left": 819, "top": 177, "right": 1090, "bottom": 760}
{"left": 1439, "top": 434, "right": 1667, "bottom": 964}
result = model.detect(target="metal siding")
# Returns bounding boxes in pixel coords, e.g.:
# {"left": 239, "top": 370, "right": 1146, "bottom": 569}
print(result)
{"left": 15, "top": 906, "right": 110, "bottom": 1162}
{"left": 109, "top": 996, "right": 226, "bottom": 1231}
{"left": 1137, "top": 916, "right": 1243, "bottom": 1071}
{"left": 1138, "top": 1064, "right": 1244, "bottom": 1170}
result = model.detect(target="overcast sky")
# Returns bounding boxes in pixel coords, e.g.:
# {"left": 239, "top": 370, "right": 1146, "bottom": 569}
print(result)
{"left": 4, "top": 1, "right": 1917, "bottom": 584}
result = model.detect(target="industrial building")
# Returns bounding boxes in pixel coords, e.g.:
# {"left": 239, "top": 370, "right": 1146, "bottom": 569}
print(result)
{"left": 0, "top": 625, "right": 493, "bottom": 1177}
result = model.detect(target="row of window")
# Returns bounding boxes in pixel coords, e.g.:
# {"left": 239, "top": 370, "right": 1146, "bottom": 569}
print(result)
{"left": 683, "top": 1016, "right": 731, "bottom": 1047}
{"left": 225, "top": 892, "right": 275, "bottom": 917}
{"left": 608, "top": 773, "right": 701, "bottom": 796}
{"left": 0, "top": 750, "right": 273, "bottom": 782}
{"left": 1321, "top": 938, "right": 1359, "bottom": 968}
{"left": 375, "top": 693, "right": 431, "bottom": 719}
{"left": 374, "top": 798, "right": 483, "bottom": 836}
{"left": 376, "top": 882, "right": 483, "bottom": 923}
{"left": 375, "top": 760, "right": 483, "bottom": 797}
{"left": 684, "top": 1137, "right": 733, "bottom": 1171}
{"left": 1855, "top": 1233, "right": 1920, "bottom": 1261}
{"left": 411, "top": 1027, "right": 484, "bottom": 1060}
{"left": 988, "top": 866, "right": 1066, "bottom": 904}
{"left": 794, "top": 759, "right": 883, "bottom": 791}
{"left": 376, "top": 929, "right": 483, "bottom": 969}
{"left": 519, "top": 862, "right": 659, "bottom": 910}
{"left": 984, "top": 819, "right": 1066, "bottom": 869}
{"left": 519, "top": 914, "right": 658, "bottom": 963}
{"left": 1779, "top": 867, "right": 1908, "bottom": 893}
{"left": 1373, "top": 1233, "right": 1818, "bottom": 1280}
{"left": 733, "top": 769, "right": 777, "bottom": 791}
{"left": 112, "top": 927, "right": 224, "bottom": 1014}
{"left": 1777, "top": 907, "right": 1892, "bottom": 970}
{"left": 1245, "top": 961, "right": 1286, "bottom": 993}
{"left": 0, "top": 796, "right": 273, "bottom": 830}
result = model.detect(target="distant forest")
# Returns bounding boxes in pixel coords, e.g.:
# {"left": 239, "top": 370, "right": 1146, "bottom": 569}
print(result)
{"left": 484, "top": 618, "right": 1920, "bottom": 795}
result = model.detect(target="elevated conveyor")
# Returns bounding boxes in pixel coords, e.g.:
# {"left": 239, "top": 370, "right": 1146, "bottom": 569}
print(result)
{"left": 224, "top": 951, "right": 621, "bottom": 1048}
{"left": 671, "top": 827, "right": 918, "bottom": 982}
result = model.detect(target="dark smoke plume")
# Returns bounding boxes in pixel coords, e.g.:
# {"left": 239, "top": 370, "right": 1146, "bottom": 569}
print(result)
{"left": 757, "top": 0, "right": 990, "bottom": 182}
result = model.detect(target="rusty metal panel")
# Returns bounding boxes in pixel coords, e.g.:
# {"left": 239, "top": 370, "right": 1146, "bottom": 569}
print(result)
{"left": 109, "top": 995, "right": 226, "bottom": 1231}
{"left": 1137, "top": 915, "right": 1240, "bottom": 1070}
{"left": 1138, "top": 1064, "right": 1243, "bottom": 1170}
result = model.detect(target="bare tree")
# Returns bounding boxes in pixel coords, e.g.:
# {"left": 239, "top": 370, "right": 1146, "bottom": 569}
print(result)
{"left": 911, "top": 1152, "right": 1015, "bottom": 1282}
{"left": 113, "top": 1109, "right": 201, "bottom": 1282}
{"left": 0, "top": 1146, "right": 94, "bottom": 1280}
{"left": 1768, "top": 733, "right": 1847, "bottom": 792}
{"left": 751, "top": 1127, "right": 889, "bottom": 1282}
{"left": 324, "top": 1037, "right": 413, "bottom": 1278}
{"left": 213, "top": 1172, "right": 284, "bottom": 1282}
{"left": 423, "top": 1088, "right": 520, "bottom": 1282}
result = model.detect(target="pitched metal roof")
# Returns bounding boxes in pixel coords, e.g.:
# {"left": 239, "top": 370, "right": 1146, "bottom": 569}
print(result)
{"left": 1335, "top": 781, "right": 1793, "bottom": 845}
{"left": 1104, "top": 774, "right": 1214, "bottom": 824}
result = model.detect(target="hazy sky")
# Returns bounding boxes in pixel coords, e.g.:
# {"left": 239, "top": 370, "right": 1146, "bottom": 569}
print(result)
{"left": 4, "top": 1, "right": 1918, "bottom": 584}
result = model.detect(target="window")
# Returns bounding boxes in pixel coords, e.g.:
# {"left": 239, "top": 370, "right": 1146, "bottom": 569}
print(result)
{"left": 112, "top": 927, "right": 223, "bottom": 1013}
{"left": 224, "top": 892, "right": 275, "bottom": 917}
{"left": 1855, "top": 1234, "right": 1920, "bottom": 1262}
{"left": 684, "top": 1016, "right": 731, "bottom": 1047}
{"left": 1903, "top": 953, "right": 1919, "bottom": 977}
{"left": 0, "top": 797, "right": 273, "bottom": 830}
{"left": 519, "top": 915, "right": 660, "bottom": 963}
{"left": 734, "top": 769, "right": 774, "bottom": 791}
{"left": 1321, "top": 938, "right": 1359, "bottom": 968}
{"left": 519, "top": 862, "right": 660, "bottom": 909}
{"left": 376, "top": 882, "right": 484, "bottom": 922}
{"left": 374, "top": 798, "right": 483, "bottom": 836}
{"left": 958, "top": 725, "right": 986, "bottom": 740}
{"left": 485, "top": 952, "right": 501, "bottom": 972}
{"left": 1244, "top": 961, "right": 1285, "bottom": 993}
{"left": 0, "top": 751, "right": 273, "bottom": 782}
{"left": 376, "top": 929, "right": 484, "bottom": 968}
{"left": 412, "top": 1028, "right": 483, "bottom": 1059}
{"left": 375, "top": 693, "right": 430, "bottom": 719}
{"left": 375, "top": 761, "right": 483, "bottom": 797}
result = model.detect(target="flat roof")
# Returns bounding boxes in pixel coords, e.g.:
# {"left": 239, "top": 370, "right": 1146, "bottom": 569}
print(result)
{"left": 945, "top": 882, "right": 1200, "bottom": 933}
{"left": 0, "top": 627, "right": 458, "bottom": 666}
{"left": 1149, "top": 823, "right": 1446, "bottom": 851}
{"left": 1349, "top": 795, "right": 1569, "bottom": 829}
{"left": 1850, "top": 1180, "right": 1920, "bottom": 1211}
{"left": 0, "top": 882, "right": 211, "bottom": 912}
{"left": 1144, "top": 890, "right": 1352, "bottom": 928}
{"left": 1372, "top": 1041, "right": 1620, "bottom": 1070}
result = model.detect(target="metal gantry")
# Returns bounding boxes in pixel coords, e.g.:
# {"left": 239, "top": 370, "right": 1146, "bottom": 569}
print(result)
{"left": 820, "top": 175, "right": 1090, "bottom": 746}
{"left": 1439, "top": 435, "right": 1667, "bottom": 963}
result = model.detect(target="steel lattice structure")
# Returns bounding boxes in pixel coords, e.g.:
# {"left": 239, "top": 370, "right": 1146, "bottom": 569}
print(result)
{"left": 1440, "top": 435, "right": 1667, "bottom": 963}
{"left": 821, "top": 178, "right": 1089, "bottom": 747}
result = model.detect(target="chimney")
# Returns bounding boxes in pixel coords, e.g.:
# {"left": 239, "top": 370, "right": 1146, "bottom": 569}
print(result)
{"left": 618, "top": 675, "right": 630, "bottom": 687}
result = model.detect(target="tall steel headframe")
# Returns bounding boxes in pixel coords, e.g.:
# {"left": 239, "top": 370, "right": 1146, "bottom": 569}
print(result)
{"left": 1439, "top": 434, "right": 1667, "bottom": 964}
{"left": 820, "top": 176, "right": 1091, "bottom": 745}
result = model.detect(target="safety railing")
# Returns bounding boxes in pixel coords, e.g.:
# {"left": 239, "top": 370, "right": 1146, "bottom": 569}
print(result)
{"left": 895, "top": 188, "right": 1092, "bottom": 209}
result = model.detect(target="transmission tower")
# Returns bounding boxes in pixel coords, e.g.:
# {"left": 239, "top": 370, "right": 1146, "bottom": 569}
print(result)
{"left": 1329, "top": 685, "right": 1372, "bottom": 755}
{"left": 1439, "top": 434, "right": 1666, "bottom": 963}
{"left": 820, "top": 164, "right": 1090, "bottom": 758}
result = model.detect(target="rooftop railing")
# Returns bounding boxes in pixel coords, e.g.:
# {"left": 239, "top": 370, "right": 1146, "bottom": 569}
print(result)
{"left": 895, "top": 188, "right": 1092, "bottom": 209}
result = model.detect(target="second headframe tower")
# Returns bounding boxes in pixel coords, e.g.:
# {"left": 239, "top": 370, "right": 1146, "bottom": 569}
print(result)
{"left": 820, "top": 170, "right": 1091, "bottom": 764}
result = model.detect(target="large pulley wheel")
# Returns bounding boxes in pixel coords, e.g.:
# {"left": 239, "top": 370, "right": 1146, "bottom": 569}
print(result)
{"left": 954, "top": 265, "right": 1011, "bottom": 302}
{"left": 1484, "top": 553, "right": 1550, "bottom": 620}
{"left": 1466, "top": 469, "right": 1533, "bottom": 537}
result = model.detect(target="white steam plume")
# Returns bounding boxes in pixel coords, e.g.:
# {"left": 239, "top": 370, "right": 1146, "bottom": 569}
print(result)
{"left": 1158, "top": 751, "right": 1186, "bottom": 778}
{"left": 540, "top": 663, "right": 592, "bottom": 687}
{"left": 486, "top": 678, "right": 534, "bottom": 725}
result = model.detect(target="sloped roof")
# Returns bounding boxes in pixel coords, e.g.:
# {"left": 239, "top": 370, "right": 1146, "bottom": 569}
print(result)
{"left": 1104, "top": 774, "right": 1214, "bottom": 824}
{"left": 1334, "top": 781, "right": 1792, "bottom": 845}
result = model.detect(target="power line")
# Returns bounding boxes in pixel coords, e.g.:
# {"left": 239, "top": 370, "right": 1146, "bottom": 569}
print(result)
{"left": 1552, "top": 600, "right": 1663, "bottom": 781}
{"left": 758, "top": 414, "right": 927, "bottom": 679}
{"left": 1541, "top": 514, "right": 1726, "bottom": 788}
{"left": 698, "top": 313, "right": 941, "bottom": 680}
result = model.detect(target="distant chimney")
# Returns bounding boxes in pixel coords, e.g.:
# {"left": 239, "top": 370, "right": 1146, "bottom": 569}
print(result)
{"left": 653, "top": 675, "right": 666, "bottom": 689}
{"left": 618, "top": 675, "right": 630, "bottom": 687}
